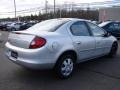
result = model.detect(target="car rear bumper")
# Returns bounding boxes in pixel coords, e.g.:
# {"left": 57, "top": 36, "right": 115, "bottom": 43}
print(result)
{"left": 6, "top": 55, "right": 54, "bottom": 69}
{"left": 5, "top": 42, "right": 56, "bottom": 69}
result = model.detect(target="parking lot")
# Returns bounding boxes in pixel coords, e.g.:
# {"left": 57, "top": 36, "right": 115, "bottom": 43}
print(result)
{"left": 1, "top": 31, "right": 120, "bottom": 90}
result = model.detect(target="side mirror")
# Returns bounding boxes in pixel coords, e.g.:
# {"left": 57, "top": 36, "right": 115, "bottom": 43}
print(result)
{"left": 104, "top": 32, "right": 111, "bottom": 37}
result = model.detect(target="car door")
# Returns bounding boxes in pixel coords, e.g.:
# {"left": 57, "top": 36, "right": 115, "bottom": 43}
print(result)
{"left": 15, "top": 23, "right": 21, "bottom": 30}
{"left": 87, "top": 22, "right": 110, "bottom": 56}
{"left": 70, "top": 21, "right": 96, "bottom": 61}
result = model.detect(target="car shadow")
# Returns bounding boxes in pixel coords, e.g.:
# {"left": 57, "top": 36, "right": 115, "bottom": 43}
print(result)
{"left": 13, "top": 55, "right": 116, "bottom": 81}
{"left": 7, "top": 54, "right": 120, "bottom": 90}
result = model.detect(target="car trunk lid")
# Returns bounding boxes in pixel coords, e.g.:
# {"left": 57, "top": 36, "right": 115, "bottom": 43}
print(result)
{"left": 8, "top": 32, "right": 35, "bottom": 49}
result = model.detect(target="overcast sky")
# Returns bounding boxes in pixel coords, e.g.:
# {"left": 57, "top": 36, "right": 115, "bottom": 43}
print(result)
{"left": 0, "top": 0, "right": 118, "bottom": 18}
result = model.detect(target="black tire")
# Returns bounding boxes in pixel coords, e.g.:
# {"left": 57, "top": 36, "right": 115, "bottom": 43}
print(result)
{"left": 108, "top": 42, "right": 118, "bottom": 57}
{"left": 3, "top": 28, "right": 6, "bottom": 31}
{"left": 54, "top": 54, "right": 76, "bottom": 79}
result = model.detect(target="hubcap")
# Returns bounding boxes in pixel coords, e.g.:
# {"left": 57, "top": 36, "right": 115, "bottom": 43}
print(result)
{"left": 61, "top": 58, "right": 73, "bottom": 76}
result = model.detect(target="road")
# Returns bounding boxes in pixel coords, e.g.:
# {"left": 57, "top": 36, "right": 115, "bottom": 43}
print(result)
{"left": 0, "top": 31, "right": 120, "bottom": 90}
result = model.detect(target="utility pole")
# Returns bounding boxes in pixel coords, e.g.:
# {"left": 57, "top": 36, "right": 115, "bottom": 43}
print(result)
{"left": 71, "top": 2, "right": 74, "bottom": 17}
{"left": 14, "top": 0, "right": 17, "bottom": 19}
{"left": 54, "top": 0, "right": 56, "bottom": 18}
{"left": 45, "top": 0, "right": 48, "bottom": 19}
{"left": 59, "top": 7, "right": 61, "bottom": 18}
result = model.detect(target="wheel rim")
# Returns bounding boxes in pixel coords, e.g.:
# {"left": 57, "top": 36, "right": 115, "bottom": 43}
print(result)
{"left": 61, "top": 58, "right": 73, "bottom": 76}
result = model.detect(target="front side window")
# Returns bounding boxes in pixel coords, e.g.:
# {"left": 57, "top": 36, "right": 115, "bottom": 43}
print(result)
{"left": 87, "top": 22, "right": 105, "bottom": 36}
{"left": 70, "top": 21, "right": 90, "bottom": 36}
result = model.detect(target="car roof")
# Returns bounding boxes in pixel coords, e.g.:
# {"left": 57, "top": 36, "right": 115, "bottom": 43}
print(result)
{"left": 49, "top": 18, "right": 90, "bottom": 22}
{"left": 99, "top": 21, "right": 112, "bottom": 27}
{"left": 99, "top": 21, "right": 120, "bottom": 27}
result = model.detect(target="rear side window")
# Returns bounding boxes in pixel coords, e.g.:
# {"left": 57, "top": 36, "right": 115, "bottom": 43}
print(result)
{"left": 70, "top": 21, "right": 90, "bottom": 36}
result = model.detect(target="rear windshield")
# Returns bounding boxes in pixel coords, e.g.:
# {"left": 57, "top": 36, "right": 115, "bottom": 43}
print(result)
{"left": 27, "top": 19, "right": 69, "bottom": 32}
{"left": 99, "top": 22, "right": 111, "bottom": 27}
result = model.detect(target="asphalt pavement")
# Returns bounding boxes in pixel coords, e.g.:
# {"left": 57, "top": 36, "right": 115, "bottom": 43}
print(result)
{"left": 0, "top": 31, "right": 120, "bottom": 90}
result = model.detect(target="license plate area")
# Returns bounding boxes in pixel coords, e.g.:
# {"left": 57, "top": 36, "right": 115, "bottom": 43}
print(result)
{"left": 11, "top": 51, "right": 18, "bottom": 59}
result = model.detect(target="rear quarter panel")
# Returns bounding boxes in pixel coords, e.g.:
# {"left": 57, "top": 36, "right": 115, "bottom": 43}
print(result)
{"left": 43, "top": 22, "right": 77, "bottom": 64}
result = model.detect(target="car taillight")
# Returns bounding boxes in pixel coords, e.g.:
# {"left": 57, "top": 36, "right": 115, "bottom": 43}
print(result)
{"left": 29, "top": 36, "right": 46, "bottom": 49}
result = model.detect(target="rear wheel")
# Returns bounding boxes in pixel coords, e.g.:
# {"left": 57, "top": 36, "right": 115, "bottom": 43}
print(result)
{"left": 54, "top": 54, "right": 76, "bottom": 79}
{"left": 108, "top": 42, "right": 118, "bottom": 57}
{"left": 3, "top": 28, "right": 6, "bottom": 31}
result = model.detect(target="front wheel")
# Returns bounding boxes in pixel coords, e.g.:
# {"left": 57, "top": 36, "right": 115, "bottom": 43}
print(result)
{"left": 108, "top": 42, "right": 118, "bottom": 57}
{"left": 54, "top": 54, "right": 75, "bottom": 79}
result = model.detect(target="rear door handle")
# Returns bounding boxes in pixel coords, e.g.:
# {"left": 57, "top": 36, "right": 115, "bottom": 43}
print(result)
{"left": 75, "top": 41, "right": 81, "bottom": 45}
{"left": 97, "top": 41, "right": 100, "bottom": 44}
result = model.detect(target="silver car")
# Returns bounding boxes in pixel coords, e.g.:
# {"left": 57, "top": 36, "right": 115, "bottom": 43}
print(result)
{"left": 7, "top": 22, "right": 24, "bottom": 31}
{"left": 5, "top": 18, "right": 118, "bottom": 79}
